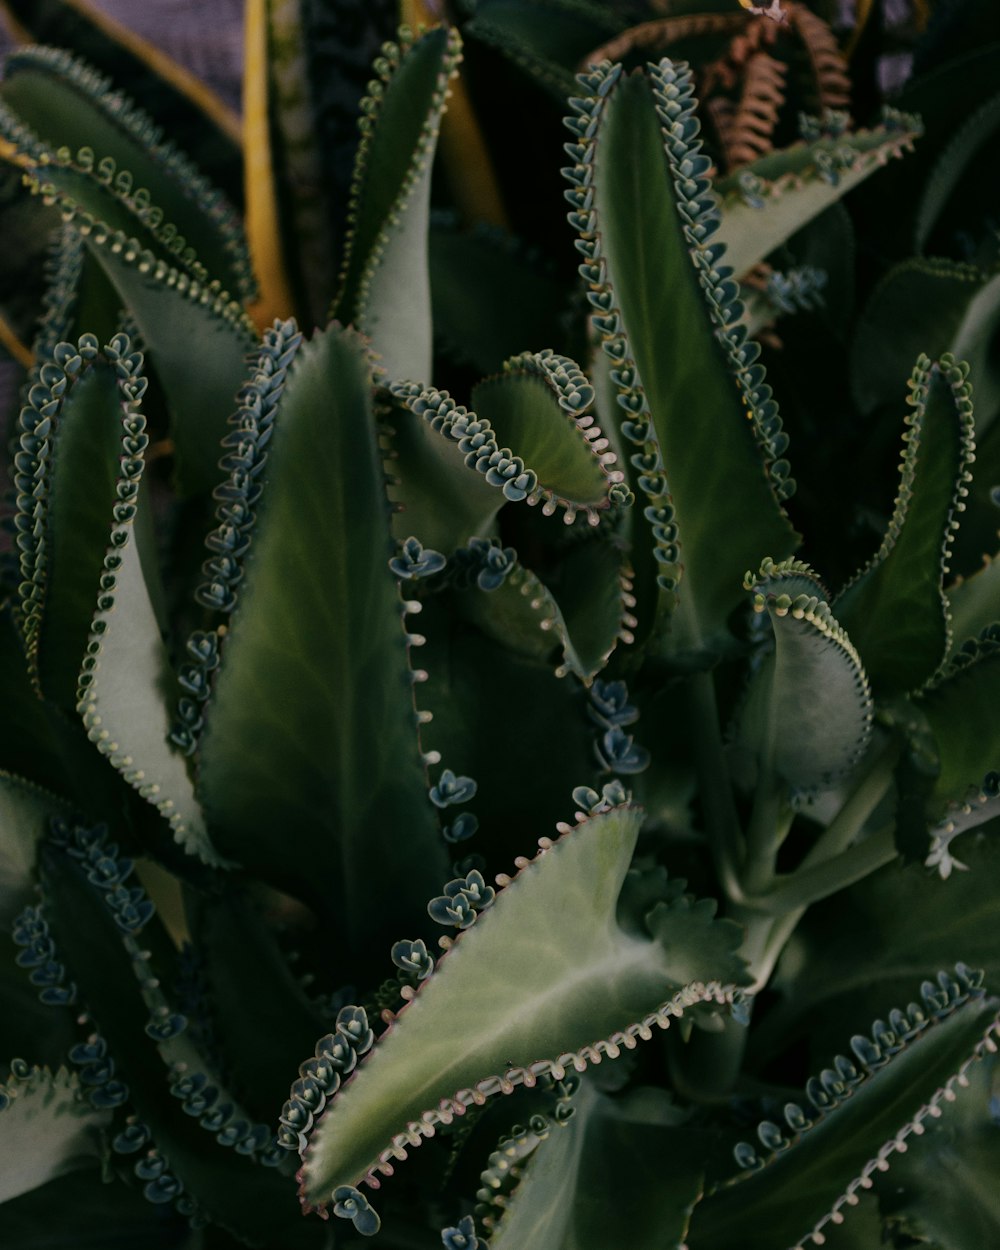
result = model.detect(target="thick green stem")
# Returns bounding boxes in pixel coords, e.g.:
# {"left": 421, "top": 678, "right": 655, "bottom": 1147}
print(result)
{"left": 687, "top": 669, "right": 745, "bottom": 899}
{"left": 754, "top": 822, "right": 898, "bottom": 913}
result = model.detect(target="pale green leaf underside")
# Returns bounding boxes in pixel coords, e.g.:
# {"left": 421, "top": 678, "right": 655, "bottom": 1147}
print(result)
{"left": 715, "top": 121, "right": 922, "bottom": 279}
{"left": 0, "top": 1067, "right": 109, "bottom": 1204}
{"left": 834, "top": 359, "right": 974, "bottom": 696}
{"left": 734, "top": 572, "right": 872, "bottom": 790}
{"left": 486, "top": 1081, "right": 702, "bottom": 1250}
{"left": 335, "top": 26, "right": 457, "bottom": 382}
{"left": 472, "top": 372, "right": 610, "bottom": 507}
{"left": 196, "top": 325, "right": 446, "bottom": 943}
{"left": 300, "top": 804, "right": 748, "bottom": 1203}
{"left": 0, "top": 773, "right": 70, "bottom": 925}
{"left": 689, "top": 989, "right": 1000, "bottom": 1250}
{"left": 593, "top": 70, "right": 796, "bottom": 654}
{"left": 77, "top": 520, "right": 216, "bottom": 863}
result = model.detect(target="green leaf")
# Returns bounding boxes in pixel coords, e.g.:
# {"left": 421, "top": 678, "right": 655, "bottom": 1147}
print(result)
{"left": 384, "top": 353, "right": 624, "bottom": 552}
{"left": 332, "top": 26, "right": 461, "bottom": 381}
{"left": 455, "top": 544, "right": 633, "bottom": 684}
{"left": 689, "top": 969, "right": 1000, "bottom": 1250}
{"left": 732, "top": 559, "right": 873, "bottom": 791}
{"left": 184, "top": 885, "right": 331, "bottom": 1125}
{"left": 878, "top": 1056, "right": 1000, "bottom": 1248}
{"left": 763, "top": 832, "right": 1000, "bottom": 1056}
{"left": 0, "top": 0, "right": 243, "bottom": 204}
{"left": 948, "top": 554, "right": 1000, "bottom": 657}
{"left": 483, "top": 1081, "right": 703, "bottom": 1250}
{"left": 464, "top": 0, "right": 623, "bottom": 100}
{"left": 471, "top": 351, "right": 623, "bottom": 518}
{"left": 579, "top": 60, "right": 797, "bottom": 659}
{"left": 915, "top": 629, "right": 1000, "bottom": 813}
{"left": 915, "top": 90, "right": 1000, "bottom": 255}
{"left": 851, "top": 259, "right": 1000, "bottom": 427}
{"left": 195, "top": 324, "right": 447, "bottom": 948}
{"left": 0, "top": 45, "right": 252, "bottom": 298}
{"left": 714, "top": 113, "right": 923, "bottom": 280}
{"left": 37, "top": 830, "right": 309, "bottom": 1246}
{"left": 834, "top": 355, "right": 976, "bottom": 696}
{"left": 0, "top": 772, "right": 69, "bottom": 925}
{"left": 429, "top": 221, "right": 571, "bottom": 375}
{"left": 26, "top": 359, "right": 133, "bottom": 709}
{"left": 71, "top": 378, "right": 217, "bottom": 863}
{"left": 297, "top": 803, "right": 749, "bottom": 1207}
{"left": 0, "top": 1065, "right": 109, "bottom": 1204}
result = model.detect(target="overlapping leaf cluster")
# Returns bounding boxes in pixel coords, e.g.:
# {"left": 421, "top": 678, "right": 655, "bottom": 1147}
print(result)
{"left": 0, "top": 2, "right": 999, "bottom": 1249}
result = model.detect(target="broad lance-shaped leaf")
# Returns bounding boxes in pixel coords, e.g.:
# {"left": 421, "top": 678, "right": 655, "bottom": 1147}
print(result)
{"left": 730, "top": 559, "right": 873, "bottom": 792}
{"left": 914, "top": 626, "right": 1000, "bottom": 817}
{"left": 874, "top": 1055, "right": 1000, "bottom": 1247}
{"left": 480, "top": 1080, "right": 704, "bottom": 1250}
{"left": 834, "top": 355, "right": 976, "bottom": 697}
{"left": 384, "top": 350, "right": 626, "bottom": 554}
{"left": 0, "top": 45, "right": 252, "bottom": 299}
{"left": 0, "top": 1065, "right": 110, "bottom": 1204}
{"left": 713, "top": 109, "right": 922, "bottom": 281}
{"left": 34, "top": 821, "right": 309, "bottom": 1244}
{"left": 687, "top": 965, "right": 1000, "bottom": 1250}
{"left": 332, "top": 26, "right": 461, "bottom": 381}
{"left": 852, "top": 259, "right": 1000, "bottom": 424}
{"left": 296, "top": 803, "right": 750, "bottom": 1208}
{"left": 67, "top": 337, "right": 217, "bottom": 866}
{"left": 195, "top": 323, "right": 447, "bottom": 949}
{"left": 570, "top": 59, "right": 798, "bottom": 660}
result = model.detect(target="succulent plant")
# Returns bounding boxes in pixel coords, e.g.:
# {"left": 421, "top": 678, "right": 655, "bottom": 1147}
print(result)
{"left": 1, "top": 2, "right": 999, "bottom": 1249}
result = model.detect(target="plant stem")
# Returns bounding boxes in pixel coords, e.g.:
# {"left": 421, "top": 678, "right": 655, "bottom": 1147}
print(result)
{"left": 687, "top": 669, "right": 745, "bottom": 899}
{"left": 799, "top": 734, "right": 902, "bottom": 872}
{"left": 754, "top": 821, "right": 898, "bottom": 913}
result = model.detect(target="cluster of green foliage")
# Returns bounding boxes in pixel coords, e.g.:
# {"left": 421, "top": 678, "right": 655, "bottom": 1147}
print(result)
{"left": 0, "top": 1, "right": 999, "bottom": 1247}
